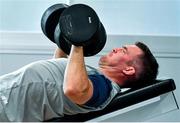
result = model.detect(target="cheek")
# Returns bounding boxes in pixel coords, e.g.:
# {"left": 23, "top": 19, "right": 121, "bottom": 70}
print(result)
{"left": 99, "top": 54, "right": 125, "bottom": 66}
{"left": 111, "top": 55, "right": 130, "bottom": 68}
{"left": 111, "top": 55, "right": 123, "bottom": 63}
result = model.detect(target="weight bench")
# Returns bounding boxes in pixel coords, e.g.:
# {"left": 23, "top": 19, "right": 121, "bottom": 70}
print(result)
{"left": 47, "top": 79, "right": 176, "bottom": 122}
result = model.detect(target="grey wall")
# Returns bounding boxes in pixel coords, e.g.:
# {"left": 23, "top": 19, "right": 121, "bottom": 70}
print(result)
{"left": 70, "top": 0, "right": 180, "bottom": 35}
{"left": 0, "top": 0, "right": 68, "bottom": 31}
{"left": 0, "top": 0, "right": 179, "bottom": 35}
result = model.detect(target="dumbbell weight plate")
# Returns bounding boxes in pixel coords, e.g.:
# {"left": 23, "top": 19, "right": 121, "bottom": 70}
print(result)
{"left": 56, "top": 22, "right": 106, "bottom": 56}
{"left": 54, "top": 23, "right": 71, "bottom": 55}
{"left": 59, "top": 4, "right": 100, "bottom": 46}
{"left": 53, "top": 3, "right": 107, "bottom": 56}
{"left": 41, "top": 4, "right": 68, "bottom": 43}
{"left": 83, "top": 22, "right": 106, "bottom": 56}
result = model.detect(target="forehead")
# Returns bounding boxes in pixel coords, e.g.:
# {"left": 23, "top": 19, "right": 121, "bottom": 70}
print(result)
{"left": 125, "top": 44, "right": 143, "bottom": 56}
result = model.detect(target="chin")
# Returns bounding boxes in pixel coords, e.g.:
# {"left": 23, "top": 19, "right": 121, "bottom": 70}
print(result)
{"left": 99, "top": 55, "right": 107, "bottom": 62}
{"left": 99, "top": 55, "right": 105, "bottom": 61}
{"left": 99, "top": 56, "right": 108, "bottom": 66}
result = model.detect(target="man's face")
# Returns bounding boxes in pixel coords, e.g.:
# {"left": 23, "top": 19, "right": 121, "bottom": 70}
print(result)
{"left": 99, "top": 44, "right": 143, "bottom": 70}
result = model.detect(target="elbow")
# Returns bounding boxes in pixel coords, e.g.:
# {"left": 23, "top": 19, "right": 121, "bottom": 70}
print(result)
{"left": 63, "top": 85, "right": 80, "bottom": 96}
{"left": 63, "top": 87, "right": 83, "bottom": 104}
{"left": 63, "top": 79, "right": 89, "bottom": 96}
{"left": 63, "top": 86, "right": 77, "bottom": 98}
{"left": 63, "top": 85, "right": 91, "bottom": 104}
{"left": 63, "top": 80, "right": 79, "bottom": 96}
{"left": 63, "top": 79, "right": 92, "bottom": 104}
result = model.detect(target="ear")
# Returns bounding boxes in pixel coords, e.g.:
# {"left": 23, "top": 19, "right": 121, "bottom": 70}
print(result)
{"left": 122, "top": 66, "right": 135, "bottom": 76}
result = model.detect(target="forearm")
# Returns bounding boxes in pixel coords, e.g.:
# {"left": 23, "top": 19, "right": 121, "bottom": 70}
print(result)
{"left": 53, "top": 47, "right": 68, "bottom": 58}
{"left": 63, "top": 45, "right": 93, "bottom": 104}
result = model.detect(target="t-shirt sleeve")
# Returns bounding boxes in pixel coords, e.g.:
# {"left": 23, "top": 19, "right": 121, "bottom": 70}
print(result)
{"left": 84, "top": 74, "right": 112, "bottom": 107}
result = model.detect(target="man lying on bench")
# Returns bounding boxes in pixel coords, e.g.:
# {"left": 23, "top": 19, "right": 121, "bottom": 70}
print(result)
{"left": 0, "top": 42, "right": 158, "bottom": 122}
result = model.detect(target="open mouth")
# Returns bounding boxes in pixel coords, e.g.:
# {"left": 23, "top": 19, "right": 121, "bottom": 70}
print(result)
{"left": 108, "top": 52, "right": 113, "bottom": 57}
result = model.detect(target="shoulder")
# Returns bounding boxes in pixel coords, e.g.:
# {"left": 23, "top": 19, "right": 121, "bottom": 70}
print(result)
{"left": 85, "top": 72, "right": 121, "bottom": 107}
{"left": 84, "top": 74, "right": 112, "bottom": 107}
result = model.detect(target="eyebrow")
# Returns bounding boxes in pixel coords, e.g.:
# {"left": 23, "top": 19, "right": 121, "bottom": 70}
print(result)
{"left": 122, "top": 46, "right": 128, "bottom": 52}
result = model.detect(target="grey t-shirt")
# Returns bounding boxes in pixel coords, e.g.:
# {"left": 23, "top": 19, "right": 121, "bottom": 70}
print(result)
{"left": 0, "top": 58, "right": 120, "bottom": 121}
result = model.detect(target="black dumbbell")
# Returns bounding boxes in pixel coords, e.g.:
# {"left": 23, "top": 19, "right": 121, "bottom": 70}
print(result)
{"left": 41, "top": 4, "right": 69, "bottom": 43}
{"left": 41, "top": 4, "right": 107, "bottom": 56}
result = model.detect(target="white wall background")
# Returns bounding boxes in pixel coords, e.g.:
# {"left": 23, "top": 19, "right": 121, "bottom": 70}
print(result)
{"left": 0, "top": 0, "right": 180, "bottom": 122}
{"left": 0, "top": 0, "right": 69, "bottom": 32}
{"left": 0, "top": 0, "right": 179, "bottom": 35}
{"left": 70, "top": 0, "right": 180, "bottom": 35}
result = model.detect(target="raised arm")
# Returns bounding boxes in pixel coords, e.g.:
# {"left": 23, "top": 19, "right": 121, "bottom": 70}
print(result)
{"left": 63, "top": 45, "right": 93, "bottom": 105}
{"left": 53, "top": 47, "right": 68, "bottom": 58}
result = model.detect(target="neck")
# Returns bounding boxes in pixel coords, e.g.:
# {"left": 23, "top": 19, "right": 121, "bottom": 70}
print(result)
{"left": 99, "top": 65, "right": 125, "bottom": 86}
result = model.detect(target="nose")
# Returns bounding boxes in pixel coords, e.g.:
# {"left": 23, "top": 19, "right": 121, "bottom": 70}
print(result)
{"left": 112, "top": 48, "right": 117, "bottom": 53}
{"left": 112, "top": 48, "right": 122, "bottom": 53}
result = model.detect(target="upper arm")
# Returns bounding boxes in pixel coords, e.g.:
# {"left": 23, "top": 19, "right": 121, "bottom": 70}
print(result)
{"left": 64, "top": 74, "right": 112, "bottom": 106}
{"left": 63, "top": 46, "right": 92, "bottom": 105}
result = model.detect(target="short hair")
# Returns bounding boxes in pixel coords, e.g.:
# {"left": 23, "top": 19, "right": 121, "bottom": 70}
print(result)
{"left": 126, "top": 41, "right": 159, "bottom": 88}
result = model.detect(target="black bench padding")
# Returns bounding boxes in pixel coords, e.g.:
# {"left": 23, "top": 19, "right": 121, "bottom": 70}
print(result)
{"left": 47, "top": 79, "right": 176, "bottom": 122}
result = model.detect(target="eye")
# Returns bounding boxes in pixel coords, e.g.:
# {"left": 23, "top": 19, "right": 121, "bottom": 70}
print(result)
{"left": 122, "top": 48, "right": 126, "bottom": 54}
{"left": 122, "top": 46, "right": 128, "bottom": 54}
